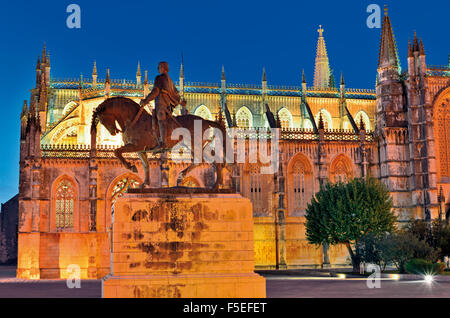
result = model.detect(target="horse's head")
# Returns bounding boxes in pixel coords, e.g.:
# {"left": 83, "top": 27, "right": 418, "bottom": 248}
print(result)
{"left": 98, "top": 112, "right": 121, "bottom": 136}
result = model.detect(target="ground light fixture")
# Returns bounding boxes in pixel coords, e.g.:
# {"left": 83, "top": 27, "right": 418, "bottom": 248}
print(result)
{"left": 337, "top": 274, "right": 346, "bottom": 279}
{"left": 424, "top": 275, "right": 434, "bottom": 283}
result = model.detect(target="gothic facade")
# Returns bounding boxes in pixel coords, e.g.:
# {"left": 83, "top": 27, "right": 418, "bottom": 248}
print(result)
{"left": 17, "top": 10, "right": 450, "bottom": 278}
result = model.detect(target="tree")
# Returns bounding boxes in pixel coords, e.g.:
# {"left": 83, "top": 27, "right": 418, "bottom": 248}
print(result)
{"left": 406, "top": 219, "right": 450, "bottom": 260}
{"left": 305, "top": 178, "right": 397, "bottom": 272}
{"left": 378, "top": 232, "right": 439, "bottom": 273}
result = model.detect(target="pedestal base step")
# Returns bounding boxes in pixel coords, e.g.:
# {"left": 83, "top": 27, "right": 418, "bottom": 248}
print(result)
{"left": 103, "top": 273, "right": 266, "bottom": 298}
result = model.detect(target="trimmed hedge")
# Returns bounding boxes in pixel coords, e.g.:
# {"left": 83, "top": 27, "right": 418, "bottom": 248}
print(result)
{"left": 405, "top": 258, "right": 446, "bottom": 275}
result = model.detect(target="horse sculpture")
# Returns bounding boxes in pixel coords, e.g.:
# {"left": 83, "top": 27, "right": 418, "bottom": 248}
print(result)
{"left": 90, "top": 97, "right": 227, "bottom": 189}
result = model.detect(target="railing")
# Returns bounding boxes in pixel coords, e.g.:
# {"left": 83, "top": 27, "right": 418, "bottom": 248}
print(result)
{"left": 41, "top": 128, "right": 374, "bottom": 158}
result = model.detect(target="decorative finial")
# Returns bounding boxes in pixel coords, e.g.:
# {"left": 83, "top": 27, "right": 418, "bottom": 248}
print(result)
{"left": 318, "top": 25, "right": 324, "bottom": 36}
{"left": 359, "top": 115, "right": 365, "bottom": 131}
{"left": 318, "top": 112, "right": 324, "bottom": 130}
{"left": 384, "top": 4, "right": 388, "bottom": 16}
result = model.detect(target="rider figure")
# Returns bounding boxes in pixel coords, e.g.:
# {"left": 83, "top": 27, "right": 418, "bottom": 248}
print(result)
{"left": 140, "top": 61, "right": 186, "bottom": 151}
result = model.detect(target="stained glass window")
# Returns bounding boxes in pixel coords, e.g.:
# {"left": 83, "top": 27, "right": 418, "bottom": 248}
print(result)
{"left": 55, "top": 180, "right": 75, "bottom": 229}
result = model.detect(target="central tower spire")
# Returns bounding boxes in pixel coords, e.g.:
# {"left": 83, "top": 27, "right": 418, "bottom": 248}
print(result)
{"left": 313, "top": 25, "right": 331, "bottom": 89}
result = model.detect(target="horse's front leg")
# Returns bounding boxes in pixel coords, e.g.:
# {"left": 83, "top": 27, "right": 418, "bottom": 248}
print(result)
{"left": 114, "top": 144, "right": 141, "bottom": 173}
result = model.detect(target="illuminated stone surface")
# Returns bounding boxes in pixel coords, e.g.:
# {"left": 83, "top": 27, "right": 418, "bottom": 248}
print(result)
{"left": 102, "top": 192, "right": 266, "bottom": 298}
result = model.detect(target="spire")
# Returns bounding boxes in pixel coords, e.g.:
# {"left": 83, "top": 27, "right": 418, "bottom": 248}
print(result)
{"left": 41, "top": 43, "right": 47, "bottom": 64}
{"left": 302, "top": 69, "right": 306, "bottom": 83}
{"left": 136, "top": 61, "right": 141, "bottom": 77}
{"left": 106, "top": 68, "right": 110, "bottom": 83}
{"left": 92, "top": 61, "right": 97, "bottom": 76}
{"left": 180, "top": 54, "right": 184, "bottom": 79}
{"left": 262, "top": 67, "right": 267, "bottom": 82}
{"left": 419, "top": 38, "right": 425, "bottom": 56}
{"left": 408, "top": 39, "right": 413, "bottom": 58}
{"left": 340, "top": 72, "right": 345, "bottom": 86}
{"left": 136, "top": 62, "right": 142, "bottom": 85}
{"left": 36, "top": 56, "right": 41, "bottom": 70}
{"left": 413, "top": 31, "right": 419, "bottom": 52}
{"left": 378, "top": 6, "right": 400, "bottom": 71}
{"left": 221, "top": 65, "right": 226, "bottom": 81}
{"left": 21, "top": 100, "right": 28, "bottom": 119}
{"left": 313, "top": 25, "right": 331, "bottom": 89}
{"left": 144, "top": 70, "right": 148, "bottom": 85}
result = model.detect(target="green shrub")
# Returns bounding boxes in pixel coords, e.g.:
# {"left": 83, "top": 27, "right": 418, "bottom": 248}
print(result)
{"left": 405, "top": 258, "right": 446, "bottom": 275}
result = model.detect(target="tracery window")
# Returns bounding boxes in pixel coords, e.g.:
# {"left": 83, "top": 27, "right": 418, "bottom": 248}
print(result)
{"left": 436, "top": 100, "right": 450, "bottom": 179}
{"left": 292, "top": 162, "right": 306, "bottom": 214}
{"left": 236, "top": 107, "right": 253, "bottom": 129}
{"left": 278, "top": 108, "right": 293, "bottom": 130}
{"left": 194, "top": 105, "right": 212, "bottom": 121}
{"left": 182, "top": 177, "right": 200, "bottom": 188}
{"left": 330, "top": 155, "right": 353, "bottom": 183}
{"left": 250, "top": 171, "right": 262, "bottom": 214}
{"left": 55, "top": 180, "right": 75, "bottom": 229}
{"left": 288, "top": 154, "right": 313, "bottom": 216}
{"left": 111, "top": 178, "right": 140, "bottom": 207}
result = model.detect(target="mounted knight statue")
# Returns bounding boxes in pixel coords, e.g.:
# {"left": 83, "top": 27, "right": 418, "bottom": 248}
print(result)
{"left": 90, "top": 61, "right": 227, "bottom": 189}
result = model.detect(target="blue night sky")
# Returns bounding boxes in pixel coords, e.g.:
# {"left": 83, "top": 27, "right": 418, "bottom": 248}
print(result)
{"left": 0, "top": 0, "right": 448, "bottom": 203}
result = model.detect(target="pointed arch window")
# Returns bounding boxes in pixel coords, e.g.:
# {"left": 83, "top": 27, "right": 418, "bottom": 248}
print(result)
{"left": 111, "top": 178, "right": 140, "bottom": 207}
{"left": 315, "top": 110, "right": 333, "bottom": 130}
{"left": 288, "top": 155, "right": 314, "bottom": 216}
{"left": 249, "top": 168, "right": 262, "bottom": 214}
{"left": 292, "top": 162, "right": 306, "bottom": 214}
{"left": 236, "top": 107, "right": 253, "bottom": 129}
{"left": 278, "top": 108, "right": 293, "bottom": 129}
{"left": 435, "top": 99, "right": 450, "bottom": 179}
{"left": 55, "top": 180, "right": 75, "bottom": 229}
{"left": 194, "top": 105, "right": 213, "bottom": 121}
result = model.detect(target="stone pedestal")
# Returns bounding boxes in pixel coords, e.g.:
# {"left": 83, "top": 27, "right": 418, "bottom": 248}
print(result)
{"left": 102, "top": 190, "right": 266, "bottom": 298}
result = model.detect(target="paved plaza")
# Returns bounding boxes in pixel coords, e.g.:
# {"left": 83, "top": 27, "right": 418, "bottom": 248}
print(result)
{"left": 1, "top": 266, "right": 449, "bottom": 298}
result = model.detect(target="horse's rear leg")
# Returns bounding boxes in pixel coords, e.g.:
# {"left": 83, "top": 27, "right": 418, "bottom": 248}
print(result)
{"left": 137, "top": 152, "right": 150, "bottom": 188}
{"left": 114, "top": 144, "right": 141, "bottom": 173}
{"left": 213, "top": 163, "right": 224, "bottom": 191}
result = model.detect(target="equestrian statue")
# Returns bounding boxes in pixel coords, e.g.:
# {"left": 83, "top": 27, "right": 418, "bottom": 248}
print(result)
{"left": 90, "top": 61, "right": 227, "bottom": 190}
